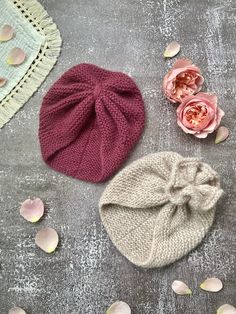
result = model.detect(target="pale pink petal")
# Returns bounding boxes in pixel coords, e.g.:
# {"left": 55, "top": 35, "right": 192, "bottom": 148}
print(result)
{"left": 20, "top": 198, "right": 44, "bottom": 223}
{"left": 200, "top": 278, "right": 223, "bottom": 292}
{"left": 216, "top": 108, "right": 225, "bottom": 124}
{"left": 35, "top": 227, "right": 59, "bottom": 253}
{"left": 172, "top": 58, "right": 193, "bottom": 69}
{"left": 106, "top": 301, "right": 131, "bottom": 314}
{"left": 9, "top": 307, "right": 26, "bottom": 314}
{"left": 217, "top": 304, "right": 236, "bottom": 314}
{"left": 164, "top": 41, "right": 181, "bottom": 58}
{"left": 215, "top": 126, "right": 229, "bottom": 144}
{"left": 171, "top": 280, "right": 192, "bottom": 295}
{"left": 7, "top": 48, "right": 26, "bottom": 65}
{"left": 0, "top": 24, "right": 14, "bottom": 42}
{"left": 194, "top": 131, "right": 209, "bottom": 138}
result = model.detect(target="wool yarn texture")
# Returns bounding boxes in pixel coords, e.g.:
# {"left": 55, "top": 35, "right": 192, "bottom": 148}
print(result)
{"left": 99, "top": 152, "right": 223, "bottom": 268}
{"left": 39, "top": 63, "right": 145, "bottom": 183}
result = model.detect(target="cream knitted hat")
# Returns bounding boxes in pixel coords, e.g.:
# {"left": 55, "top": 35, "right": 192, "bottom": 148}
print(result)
{"left": 99, "top": 152, "right": 223, "bottom": 268}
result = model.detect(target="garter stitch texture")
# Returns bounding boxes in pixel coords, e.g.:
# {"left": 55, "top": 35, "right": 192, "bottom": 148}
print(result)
{"left": 99, "top": 152, "right": 223, "bottom": 268}
{"left": 39, "top": 63, "right": 145, "bottom": 183}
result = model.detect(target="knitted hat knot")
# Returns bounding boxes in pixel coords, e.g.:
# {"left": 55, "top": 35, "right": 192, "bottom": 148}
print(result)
{"left": 99, "top": 152, "right": 223, "bottom": 268}
{"left": 165, "top": 158, "right": 223, "bottom": 211}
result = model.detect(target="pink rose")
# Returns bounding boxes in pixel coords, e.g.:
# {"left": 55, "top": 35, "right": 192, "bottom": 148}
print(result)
{"left": 177, "top": 92, "right": 225, "bottom": 138}
{"left": 163, "top": 59, "right": 204, "bottom": 103}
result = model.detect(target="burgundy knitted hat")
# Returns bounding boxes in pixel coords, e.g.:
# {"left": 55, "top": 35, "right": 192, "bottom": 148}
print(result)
{"left": 39, "top": 63, "right": 145, "bottom": 183}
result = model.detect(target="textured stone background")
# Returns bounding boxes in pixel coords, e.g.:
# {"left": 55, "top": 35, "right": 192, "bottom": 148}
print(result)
{"left": 0, "top": 0, "right": 236, "bottom": 313}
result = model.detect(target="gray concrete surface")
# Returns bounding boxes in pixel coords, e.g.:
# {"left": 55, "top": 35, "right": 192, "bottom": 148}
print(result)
{"left": 0, "top": 0, "right": 236, "bottom": 313}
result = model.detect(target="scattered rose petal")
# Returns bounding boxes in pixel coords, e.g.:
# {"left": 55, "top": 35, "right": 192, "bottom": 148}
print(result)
{"left": 7, "top": 47, "right": 26, "bottom": 65}
{"left": 20, "top": 198, "right": 44, "bottom": 223}
{"left": 9, "top": 307, "right": 26, "bottom": 314}
{"left": 35, "top": 227, "right": 59, "bottom": 253}
{"left": 217, "top": 304, "right": 236, "bottom": 314}
{"left": 0, "top": 77, "right": 7, "bottom": 87}
{"left": 0, "top": 24, "right": 14, "bottom": 42}
{"left": 164, "top": 41, "right": 181, "bottom": 58}
{"left": 200, "top": 277, "right": 223, "bottom": 292}
{"left": 171, "top": 280, "right": 192, "bottom": 295}
{"left": 106, "top": 301, "right": 131, "bottom": 314}
{"left": 215, "top": 126, "right": 229, "bottom": 144}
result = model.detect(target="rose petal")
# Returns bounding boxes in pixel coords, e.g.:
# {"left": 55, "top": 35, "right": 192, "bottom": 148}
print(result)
{"left": 194, "top": 92, "right": 218, "bottom": 106}
{"left": 177, "top": 119, "right": 197, "bottom": 135}
{"left": 35, "top": 227, "right": 59, "bottom": 253}
{"left": 164, "top": 41, "right": 181, "bottom": 58}
{"left": 0, "top": 24, "right": 14, "bottom": 42}
{"left": 194, "top": 131, "right": 209, "bottom": 138}
{"left": 166, "top": 65, "right": 202, "bottom": 86}
{"left": 200, "top": 277, "right": 223, "bottom": 292}
{"left": 173, "top": 58, "right": 193, "bottom": 69}
{"left": 216, "top": 108, "right": 225, "bottom": 125}
{"left": 215, "top": 126, "right": 229, "bottom": 144}
{"left": 20, "top": 198, "right": 44, "bottom": 223}
{"left": 9, "top": 307, "right": 26, "bottom": 314}
{"left": 171, "top": 280, "right": 192, "bottom": 295}
{"left": 195, "top": 75, "right": 205, "bottom": 92}
{"left": 0, "top": 77, "right": 7, "bottom": 87}
{"left": 7, "top": 48, "right": 26, "bottom": 65}
{"left": 217, "top": 304, "right": 236, "bottom": 314}
{"left": 106, "top": 301, "right": 131, "bottom": 314}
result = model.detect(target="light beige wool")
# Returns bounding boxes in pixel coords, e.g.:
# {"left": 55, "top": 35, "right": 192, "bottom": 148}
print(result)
{"left": 99, "top": 152, "right": 223, "bottom": 268}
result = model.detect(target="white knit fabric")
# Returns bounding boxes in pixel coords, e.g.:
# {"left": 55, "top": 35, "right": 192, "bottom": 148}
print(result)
{"left": 99, "top": 152, "right": 223, "bottom": 268}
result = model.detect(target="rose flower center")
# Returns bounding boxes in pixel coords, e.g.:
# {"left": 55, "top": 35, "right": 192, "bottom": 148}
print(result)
{"left": 177, "top": 72, "right": 195, "bottom": 85}
{"left": 174, "top": 72, "right": 198, "bottom": 99}
{"left": 185, "top": 103, "right": 208, "bottom": 127}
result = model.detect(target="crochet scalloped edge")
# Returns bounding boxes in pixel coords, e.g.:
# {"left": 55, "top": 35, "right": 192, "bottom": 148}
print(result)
{"left": 0, "top": 0, "right": 62, "bottom": 128}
